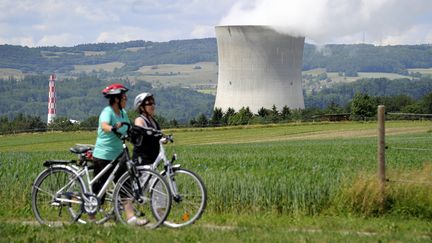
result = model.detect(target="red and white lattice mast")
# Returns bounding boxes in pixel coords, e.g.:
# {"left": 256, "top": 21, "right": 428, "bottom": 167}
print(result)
{"left": 47, "top": 74, "right": 57, "bottom": 124}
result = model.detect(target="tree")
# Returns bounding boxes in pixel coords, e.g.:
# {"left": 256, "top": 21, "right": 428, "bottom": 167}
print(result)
{"left": 210, "top": 108, "right": 224, "bottom": 126}
{"left": 281, "top": 106, "right": 291, "bottom": 120}
{"left": 269, "top": 105, "right": 280, "bottom": 123}
{"left": 223, "top": 108, "right": 236, "bottom": 125}
{"left": 375, "top": 95, "right": 414, "bottom": 112}
{"left": 324, "top": 102, "right": 344, "bottom": 114}
{"left": 80, "top": 115, "right": 98, "bottom": 129}
{"left": 228, "top": 107, "right": 253, "bottom": 125}
{"left": 48, "top": 117, "right": 78, "bottom": 131}
{"left": 350, "top": 93, "right": 376, "bottom": 120}
{"left": 420, "top": 92, "right": 432, "bottom": 113}
{"left": 189, "top": 118, "right": 197, "bottom": 127}
{"left": 169, "top": 119, "right": 178, "bottom": 128}
{"left": 257, "top": 107, "right": 270, "bottom": 118}
{"left": 196, "top": 113, "right": 209, "bottom": 127}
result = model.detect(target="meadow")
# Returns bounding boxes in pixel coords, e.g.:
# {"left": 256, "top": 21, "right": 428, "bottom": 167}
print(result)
{"left": 1, "top": 121, "right": 432, "bottom": 241}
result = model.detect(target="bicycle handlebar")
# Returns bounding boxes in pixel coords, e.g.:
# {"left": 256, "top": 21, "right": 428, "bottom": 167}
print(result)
{"left": 112, "top": 122, "right": 131, "bottom": 141}
{"left": 160, "top": 134, "right": 174, "bottom": 144}
{"left": 140, "top": 127, "right": 173, "bottom": 143}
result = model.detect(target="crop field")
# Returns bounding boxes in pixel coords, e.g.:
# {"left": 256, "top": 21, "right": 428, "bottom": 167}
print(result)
{"left": 73, "top": 62, "right": 125, "bottom": 73}
{"left": 303, "top": 68, "right": 410, "bottom": 83}
{"left": 136, "top": 62, "right": 218, "bottom": 93}
{"left": 408, "top": 68, "right": 432, "bottom": 75}
{"left": 0, "top": 68, "right": 24, "bottom": 80}
{"left": 1, "top": 121, "right": 432, "bottom": 241}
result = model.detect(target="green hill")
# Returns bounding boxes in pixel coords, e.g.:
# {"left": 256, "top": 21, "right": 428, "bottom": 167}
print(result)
{"left": 1, "top": 39, "right": 432, "bottom": 122}
{"left": 1, "top": 40, "right": 432, "bottom": 76}
{"left": 0, "top": 74, "right": 214, "bottom": 123}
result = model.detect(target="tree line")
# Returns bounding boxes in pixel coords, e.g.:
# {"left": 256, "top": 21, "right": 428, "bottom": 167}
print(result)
{"left": 0, "top": 74, "right": 214, "bottom": 123}
{"left": 3, "top": 91, "right": 432, "bottom": 134}
{"left": 189, "top": 91, "right": 432, "bottom": 127}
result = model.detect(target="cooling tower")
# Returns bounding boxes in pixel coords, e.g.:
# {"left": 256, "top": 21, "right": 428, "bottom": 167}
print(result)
{"left": 214, "top": 25, "right": 305, "bottom": 113}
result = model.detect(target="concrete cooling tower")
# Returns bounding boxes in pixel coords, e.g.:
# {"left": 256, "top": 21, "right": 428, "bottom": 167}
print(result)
{"left": 214, "top": 25, "right": 305, "bottom": 113}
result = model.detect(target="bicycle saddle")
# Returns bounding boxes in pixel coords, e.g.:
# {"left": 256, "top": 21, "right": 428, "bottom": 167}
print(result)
{"left": 70, "top": 144, "right": 94, "bottom": 154}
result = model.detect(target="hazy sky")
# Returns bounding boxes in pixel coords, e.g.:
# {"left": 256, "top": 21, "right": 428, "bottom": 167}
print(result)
{"left": 1, "top": 0, "right": 431, "bottom": 47}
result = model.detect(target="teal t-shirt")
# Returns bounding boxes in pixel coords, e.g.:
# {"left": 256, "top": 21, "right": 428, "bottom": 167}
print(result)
{"left": 93, "top": 106, "right": 130, "bottom": 160}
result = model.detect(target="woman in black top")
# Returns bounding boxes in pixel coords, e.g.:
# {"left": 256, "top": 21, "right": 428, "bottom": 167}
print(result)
{"left": 132, "top": 92, "right": 162, "bottom": 165}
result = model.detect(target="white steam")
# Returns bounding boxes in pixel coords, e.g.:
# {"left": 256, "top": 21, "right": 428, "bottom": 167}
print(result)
{"left": 220, "top": 0, "right": 432, "bottom": 45}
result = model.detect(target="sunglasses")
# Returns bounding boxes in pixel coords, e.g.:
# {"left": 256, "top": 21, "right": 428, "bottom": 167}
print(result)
{"left": 144, "top": 102, "right": 156, "bottom": 106}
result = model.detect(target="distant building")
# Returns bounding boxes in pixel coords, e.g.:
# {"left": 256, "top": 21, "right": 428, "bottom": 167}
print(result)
{"left": 214, "top": 26, "right": 305, "bottom": 112}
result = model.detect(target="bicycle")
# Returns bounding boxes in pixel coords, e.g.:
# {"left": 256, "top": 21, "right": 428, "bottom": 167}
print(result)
{"left": 133, "top": 127, "right": 207, "bottom": 228}
{"left": 31, "top": 122, "right": 172, "bottom": 228}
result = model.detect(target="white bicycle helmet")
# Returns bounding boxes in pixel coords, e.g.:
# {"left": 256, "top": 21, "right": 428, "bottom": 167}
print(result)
{"left": 134, "top": 92, "right": 153, "bottom": 111}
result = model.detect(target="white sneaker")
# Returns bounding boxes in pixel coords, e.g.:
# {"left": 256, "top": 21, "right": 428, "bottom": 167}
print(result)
{"left": 127, "top": 216, "right": 149, "bottom": 226}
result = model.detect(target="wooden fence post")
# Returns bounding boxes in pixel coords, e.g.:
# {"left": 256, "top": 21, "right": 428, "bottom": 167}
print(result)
{"left": 377, "top": 105, "right": 386, "bottom": 211}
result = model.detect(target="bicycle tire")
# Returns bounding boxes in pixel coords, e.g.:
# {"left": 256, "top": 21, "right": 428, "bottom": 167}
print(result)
{"left": 31, "top": 167, "right": 86, "bottom": 227}
{"left": 113, "top": 169, "right": 172, "bottom": 228}
{"left": 161, "top": 168, "right": 207, "bottom": 228}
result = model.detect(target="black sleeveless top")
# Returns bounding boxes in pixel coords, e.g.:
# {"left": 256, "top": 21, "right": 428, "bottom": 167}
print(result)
{"left": 131, "top": 115, "right": 161, "bottom": 165}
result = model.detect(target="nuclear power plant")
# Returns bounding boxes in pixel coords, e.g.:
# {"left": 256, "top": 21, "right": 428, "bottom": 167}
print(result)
{"left": 214, "top": 25, "right": 305, "bottom": 113}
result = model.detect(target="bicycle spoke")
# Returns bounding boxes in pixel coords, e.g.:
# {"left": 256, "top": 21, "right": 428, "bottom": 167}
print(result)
{"left": 162, "top": 168, "right": 207, "bottom": 228}
{"left": 31, "top": 168, "right": 85, "bottom": 227}
{"left": 114, "top": 170, "right": 171, "bottom": 228}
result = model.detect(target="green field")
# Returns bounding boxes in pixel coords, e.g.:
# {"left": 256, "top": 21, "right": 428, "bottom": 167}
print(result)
{"left": 302, "top": 68, "right": 413, "bottom": 94}
{"left": 1, "top": 121, "right": 432, "bottom": 241}
{"left": 408, "top": 68, "right": 432, "bottom": 75}
{"left": 136, "top": 62, "right": 218, "bottom": 94}
{"left": 73, "top": 62, "right": 125, "bottom": 73}
{"left": 0, "top": 68, "right": 24, "bottom": 80}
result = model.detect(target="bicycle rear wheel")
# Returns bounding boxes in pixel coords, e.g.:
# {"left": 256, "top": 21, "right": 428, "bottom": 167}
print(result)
{"left": 161, "top": 168, "right": 207, "bottom": 228}
{"left": 31, "top": 167, "right": 85, "bottom": 227}
{"left": 113, "top": 169, "right": 171, "bottom": 228}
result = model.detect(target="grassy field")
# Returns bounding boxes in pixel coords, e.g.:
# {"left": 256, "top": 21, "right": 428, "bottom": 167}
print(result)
{"left": 408, "top": 68, "right": 432, "bottom": 75}
{"left": 83, "top": 51, "right": 106, "bottom": 56}
{"left": 303, "top": 68, "right": 410, "bottom": 82}
{"left": 73, "top": 62, "right": 125, "bottom": 73}
{"left": 1, "top": 121, "right": 432, "bottom": 241}
{"left": 302, "top": 68, "right": 412, "bottom": 94}
{"left": 136, "top": 62, "right": 218, "bottom": 93}
{"left": 0, "top": 68, "right": 24, "bottom": 80}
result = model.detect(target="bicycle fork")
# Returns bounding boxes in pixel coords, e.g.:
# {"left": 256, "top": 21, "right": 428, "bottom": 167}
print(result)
{"left": 127, "top": 160, "right": 144, "bottom": 203}
{"left": 165, "top": 165, "right": 182, "bottom": 203}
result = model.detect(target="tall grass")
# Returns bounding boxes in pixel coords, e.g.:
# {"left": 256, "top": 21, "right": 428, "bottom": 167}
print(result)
{"left": 1, "top": 121, "right": 431, "bottom": 220}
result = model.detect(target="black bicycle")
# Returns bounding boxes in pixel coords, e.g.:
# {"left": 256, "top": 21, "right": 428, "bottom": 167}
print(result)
{"left": 31, "top": 122, "right": 172, "bottom": 228}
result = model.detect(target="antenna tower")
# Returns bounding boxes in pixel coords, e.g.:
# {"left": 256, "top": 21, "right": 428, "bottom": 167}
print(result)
{"left": 47, "top": 74, "right": 57, "bottom": 124}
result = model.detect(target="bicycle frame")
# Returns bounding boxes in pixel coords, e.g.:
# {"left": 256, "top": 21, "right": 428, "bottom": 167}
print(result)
{"left": 45, "top": 149, "right": 125, "bottom": 211}
{"left": 137, "top": 137, "right": 181, "bottom": 197}
{"left": 46, "top": 132, "right": 136, "bottom": 217}
{"left": 74, "top": 151, "right": 125, "bottom": 199}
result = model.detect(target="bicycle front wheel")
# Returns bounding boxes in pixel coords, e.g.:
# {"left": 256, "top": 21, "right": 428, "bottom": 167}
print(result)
{"left": 113, "top": 169, "right": 172, "bottom": 229}
{"left": 31, "top": 167, "right": 85, "bottom": 227}
{"left": 162, "top": 168, "right": 207, "bottom": 228}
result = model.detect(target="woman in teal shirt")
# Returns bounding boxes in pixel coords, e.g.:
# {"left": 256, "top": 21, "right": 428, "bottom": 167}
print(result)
{"left": 92, "top": 83, "right": 147, "bottom": 225}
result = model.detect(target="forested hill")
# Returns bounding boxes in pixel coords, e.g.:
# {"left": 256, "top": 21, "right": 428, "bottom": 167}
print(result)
{"left": 0, "top": 39, "right": 217, "bottom": 73}
{"left": 0, "top": 75, "right": 214, "bottom": 123}
{"left": 303, "top": 44, "right": 432, "bottom": 74}
{"left": 1, "top": 39, "right": 432, "bottom": 75}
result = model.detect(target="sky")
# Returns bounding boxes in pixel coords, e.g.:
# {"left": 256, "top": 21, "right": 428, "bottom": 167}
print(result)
{"left": 0, "top": 0, "right": 431, "bottom": 47}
